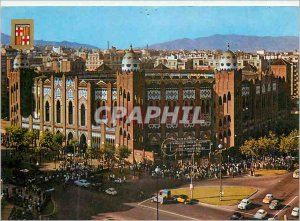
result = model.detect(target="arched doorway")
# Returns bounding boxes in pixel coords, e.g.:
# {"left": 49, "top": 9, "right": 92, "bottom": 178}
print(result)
{"left": 67, "top": 132, "right": 73, "bottom": 141}
{"left": 79, "top": 134, "right": 87, "bottom": 153}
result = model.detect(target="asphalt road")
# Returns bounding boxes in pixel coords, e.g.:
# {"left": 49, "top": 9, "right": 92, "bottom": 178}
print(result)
{"left": 52, "top": 172, "right": 298, "bottom": 220}
{"left": 132, "top": 172, "right": 299, "bottom": 220}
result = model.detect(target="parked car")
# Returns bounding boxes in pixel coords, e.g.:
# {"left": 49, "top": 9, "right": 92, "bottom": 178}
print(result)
{"left": 291, "top": 207, "right": 299, "bottom": 217}
{"left": 74, "top": 179, "right": 90, "bottom": 187}
{"left": 150, "top": 195, "right": 166, "bottom": 204}
{"left": 174, "top": 195, "right": 189, "bottom": 203}
{"left": 230, "top": 212, "right": 244, "bottom": 220}
{"left": 105, "top": 188, "right": 117, "bottom": 195}
{"left": 293, "top": 169, "right": 299, "bottom": 179}
{"left": 269, "top": 200, "right": 280, "bottom": 210}
{"left": 263, "top": 194, "right": 273, "bottom": 204}
{"left": 254, "top": 209, "right": 268, "bottom": 220}
{"left": 238, "top": 199, "right": 252, "bottom": 209}
{"left": 114, "top": 178, "right": 125, "bottom": 184}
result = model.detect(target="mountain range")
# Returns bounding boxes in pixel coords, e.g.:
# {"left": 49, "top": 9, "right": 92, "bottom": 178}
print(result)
{"left": 2, "top": 33, "right": 298, "bottom": 52}
{"left": 148, "top": 34, "right": 299, "bottom": 52}
{"left": 1, "top": 33, "right": 98, "bottom": 49}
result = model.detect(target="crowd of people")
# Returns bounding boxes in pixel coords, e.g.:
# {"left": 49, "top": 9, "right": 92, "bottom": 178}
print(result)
{"left": 2, "top": 183, "right": 48, "bottom": 220}
{"left": 148, "top": 156, "right": 296, "bottom": 180}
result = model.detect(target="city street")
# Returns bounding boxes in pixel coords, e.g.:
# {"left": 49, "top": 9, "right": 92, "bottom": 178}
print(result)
{"left": 51, "top": 171, "right": 299, "bottom": 220}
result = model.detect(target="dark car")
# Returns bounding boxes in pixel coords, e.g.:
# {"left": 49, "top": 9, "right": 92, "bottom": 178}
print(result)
{"left": 230, "top": 212, "right": 244, "bottom": 220}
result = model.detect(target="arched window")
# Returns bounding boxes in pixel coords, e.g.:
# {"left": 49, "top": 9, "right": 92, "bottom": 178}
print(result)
{"left": 80, "top": 104, "right": 86, "bottom": 126}
{"left": 227, "top": 92, "right": 231, "bottom": 101}
{"left": 223, "top": 94, "right": 226, "bottom": 103}
{"left": 56, "top": 100, "right": 61, "bottom": 123}
{"left": 67, "top": 132, "right": 73, "bottom": 141}
{"left": 228, "top": 129, "right": 231, "bottom": 137}
{"left": 68, "top": 101, "right": 73, "bottom": 124}
{"left": 127, "top": 92, "right": 130, "bottom": 101}
{"left": 223, "top": 117, "right": 226, "bottom": 125}
{"left": 45, "top": 101, "right": 50, "bottom": 122}
{"left": 219, "top": 96, "right": 222, "bottom": 105}
{"left": 219, "top": 119, "right": 222, "bottom": 127}
{"left": 206, "top": 100, "right": 210, "bottom": 113}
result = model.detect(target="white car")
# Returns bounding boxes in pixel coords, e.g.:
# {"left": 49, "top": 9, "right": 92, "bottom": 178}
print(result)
{"left": 114, "top": 178, "right": 125, "bottom": 184}
{"left": 254, "top": 209, "right": 268, "bottom": 220}
{"left": 291, "top": 207, "right": 299, "bottom": 217}
{"left": 293, "top": 169, "right": 299, "bottom": 179}
{"left": 74, "top": 179, "right": 90, "bottom": 187}
{"left": 105, "top": 188, "right": 117, "bottom": 196}
{"left": 238, "top": 198, "right": 252, "bottom": 209}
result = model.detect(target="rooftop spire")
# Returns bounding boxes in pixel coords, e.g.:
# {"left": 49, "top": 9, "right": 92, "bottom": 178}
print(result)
{"left": 130, "top": 43, "right": 133, "bottom": 52}
{"left": 227, "top": 42, "right": 230, "bottom": 51}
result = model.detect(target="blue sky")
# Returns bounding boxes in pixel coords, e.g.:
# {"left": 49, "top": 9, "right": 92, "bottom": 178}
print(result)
{"left": 2, "top": 7, "right": 299, "bottom": 48}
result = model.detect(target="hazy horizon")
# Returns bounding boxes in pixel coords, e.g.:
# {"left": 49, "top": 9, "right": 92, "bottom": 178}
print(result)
{"left": 2, "top": 7, "right": 299, "bottom": 48}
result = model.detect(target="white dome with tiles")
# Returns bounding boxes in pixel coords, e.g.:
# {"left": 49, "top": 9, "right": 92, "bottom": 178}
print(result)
{"left": 218, "top": 43, "right": 237, "bottom": 71}
{"left": 121, "top": 45, "right": 140, "bottom": 72}
{"left": 13, "top": 51, "right": 29, "bottom": 70}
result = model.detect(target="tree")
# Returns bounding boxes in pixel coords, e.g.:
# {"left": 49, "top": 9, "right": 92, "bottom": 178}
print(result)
{"left": 279, "top": 130, "right": 299, "bottom": 155}
{"left": 24, "top": 130, "right": 39, "bottom": 150}
{"left": 39, "top": 131, "right": 55, "bottom": 162}
{"left": 5, "top": 126, "right": 27, "bottom": 153}
{"left": 53, "top": 132, "right": 65, "bottom": 157}
{"left": 39, "top": 131, "right": 54, "bottom": 151}
{"left": 116, "top": 145, "right": 131, "bottom": 162}
{"left": 101, "top": 143, "right": 115, "bottom": 167}
{"left": 240, "top": 138, "right": 259, "bottom": 157}
{"left": 69, "top": 139, "right": 79, "bottom": 155}
{"left": 257, "top": 131, "right": 279, "bottom": 156}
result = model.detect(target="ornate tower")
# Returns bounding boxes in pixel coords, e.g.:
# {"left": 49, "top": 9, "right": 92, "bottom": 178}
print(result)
{"left": 215, "top": 44, "right": 242, "bottom": 148}
{"left": 116, "top": 46, "right": 145, "bottom": 162}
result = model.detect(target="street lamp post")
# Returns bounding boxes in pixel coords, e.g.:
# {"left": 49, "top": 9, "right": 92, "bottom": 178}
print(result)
{"left": 218, "top": 144, "right": 223, "bottom": 201}
{"left": 155, "top": 166, "right": 161, "bottom": 220}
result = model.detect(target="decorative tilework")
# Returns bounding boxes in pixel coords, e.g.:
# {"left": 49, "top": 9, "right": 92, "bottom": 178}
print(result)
{"left": 67, "top": 88, "right": 74, "bottom": 100}
{"left": 54, "top": 77, "right": 62, "bottom": 87}
{"left": 95, "top": 89, "right": 107, "bottom": 100}
{"left": 78, "top": 89, "right": 88, "bottom": 99}
{"left": 55, "top": 88, "right": 61, "bottom": 98}
{"left": 200, "top": 88, "right": 211, "bottom": 99}
{"left": 44, "top": 87, "right": 51, "bottom": 97}
{"left": 166, "top": 88, "right": 178, "bottom": 100}
{"left": 242, "top": 86, "right": 250, "bottom": 96}
{"left": 66, "top": 77, "right": 74, "bottom": 88}
{"left": 267, "top": 83, "right": 271, "bottom": 92}
{"left": 262, "top": 84, "right": 266, "bottom": 94}
{"left": 112, "top": 88, "right": 117, "bottom": 100}
{"left": 183, "top": 88, "right": 195, "bottom": 100}
{"left": 272, "top": 82, "right": 277, "bottom": 91}
{"left": 147, "top": 88, "right": 161, "bottom": 100}
{"left": 256, "top": 85, "right": 260, "bottom": 95}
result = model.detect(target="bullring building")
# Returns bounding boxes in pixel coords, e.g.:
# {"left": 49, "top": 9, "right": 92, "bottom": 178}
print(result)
{"left": 9, "top": 46, "right": 290, "bottom": 162}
